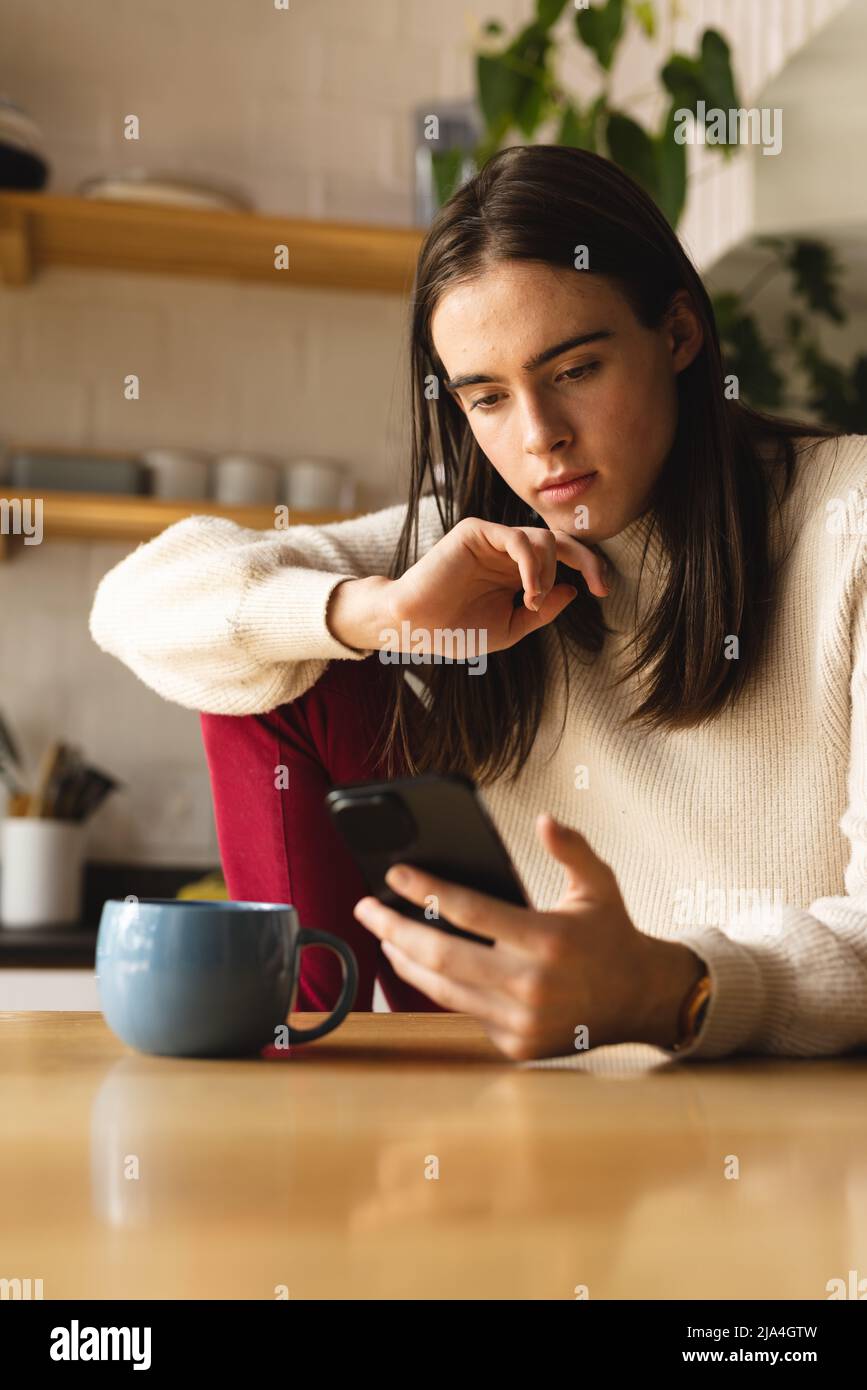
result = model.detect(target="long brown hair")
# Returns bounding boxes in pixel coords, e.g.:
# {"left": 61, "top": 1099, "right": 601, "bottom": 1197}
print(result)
{"left": 381, "top": 143, "right": 836, "bottom": 786}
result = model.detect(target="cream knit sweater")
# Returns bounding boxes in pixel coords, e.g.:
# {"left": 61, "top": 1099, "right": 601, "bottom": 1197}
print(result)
{"left": 89, "top": 434, "right": 867, "bottom": 1063}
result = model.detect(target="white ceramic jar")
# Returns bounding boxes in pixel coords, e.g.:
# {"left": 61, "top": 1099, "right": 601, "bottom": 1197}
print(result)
{"left": 281, "top": 458, "right": 356, "bottom": 512}
{"left": 213, "top": 453, "right": 279, "bottom": 506}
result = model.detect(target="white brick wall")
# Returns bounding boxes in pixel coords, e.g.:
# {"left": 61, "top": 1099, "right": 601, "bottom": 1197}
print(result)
{"left": 0, "top": 0, "right": 516, "bottom": 866}
{"left": 0, "top": 0, "right": 850, "bottom": 871}
{"left": 0, "top": 260, "right": 423, "bottom": 870}
{"left": 0, "top": 0, "right": 501, "bottom": 220}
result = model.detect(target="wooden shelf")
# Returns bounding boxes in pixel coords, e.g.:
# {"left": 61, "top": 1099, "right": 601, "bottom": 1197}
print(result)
{"left": 0, "top": 488, "right": 353, "bottom": 558}
{"left": 0, "top": 192, "right": 424, "bottom": 293}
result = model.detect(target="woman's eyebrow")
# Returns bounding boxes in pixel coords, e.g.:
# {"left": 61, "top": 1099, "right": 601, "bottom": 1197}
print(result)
{"left": 444, "top": 329, "right": 614, "bottom": 391}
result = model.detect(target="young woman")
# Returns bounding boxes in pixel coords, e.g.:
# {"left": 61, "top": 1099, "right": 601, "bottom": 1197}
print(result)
{"left": 90, "top": 145, "right": 866, "bottom": 1066}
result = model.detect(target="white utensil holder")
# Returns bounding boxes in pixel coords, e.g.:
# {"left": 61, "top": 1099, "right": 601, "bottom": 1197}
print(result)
{"left": 0, "top": 818, "right": 86, "bottom": 928}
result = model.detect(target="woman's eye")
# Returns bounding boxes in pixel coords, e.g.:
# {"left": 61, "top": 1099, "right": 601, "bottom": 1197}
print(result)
{"left": 559, "top": 362, "right": 599, "bottom": 383}
{"left": 469, "top": 362, "right": 599, "bottom": 412}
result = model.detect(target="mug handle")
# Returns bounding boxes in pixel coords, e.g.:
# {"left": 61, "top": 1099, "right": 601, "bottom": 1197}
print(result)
{"left": 285, "top": 929, "right": 358, "bottom": 1044}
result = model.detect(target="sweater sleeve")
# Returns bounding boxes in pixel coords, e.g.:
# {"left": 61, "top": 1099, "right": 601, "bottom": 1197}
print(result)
{"left": 89, "top": 494, "right": 445, "bottom": 715}
{"left": 666, "top": 536, "right": 867, "bottom": 1062}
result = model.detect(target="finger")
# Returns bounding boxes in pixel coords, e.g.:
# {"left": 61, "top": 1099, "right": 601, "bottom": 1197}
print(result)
{"left": 518, "top": 526, "right": 557, "bottom": 603}
{"left": 552, "top": 532, "right": 609, "bottom": 596}
{"left": 501, "top": 529, "right": 547, "bottom": 611}
{"left": 536, "top": 813, "right": 617, "bottom": 904}
{"left": 354, "top": 891, "right": 495, "bottom": 959}
{"left": 356, "top": 889, "right": 530, "bottom": 993}
{"left": 382, "top": 864, "right": 542, "bottom": 954}
{"left": 379, "top": 940, "right": 532, "bottom": 1035}
{"left": 481, "top": 523, "right": 555, "bottom": 611}
{"left": 509, "top": 581, "right": 578, "bottom": 641}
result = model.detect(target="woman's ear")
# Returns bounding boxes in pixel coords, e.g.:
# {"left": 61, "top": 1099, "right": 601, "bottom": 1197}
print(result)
{"left": 666, "top": 290, "right": 704, "bottom": 374}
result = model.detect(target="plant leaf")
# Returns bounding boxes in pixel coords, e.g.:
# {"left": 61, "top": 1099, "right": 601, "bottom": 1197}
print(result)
{"left": 796, "top": 341, "right": 867, "bottom": 431}
{"left": 557, "top": 94, "right": 606, "bottom": 152}
{"left": 558, "top": 104, "right": 589, "bottom": 149}
{"left": 430, "top": 149, "right": 467, "bottom": 208}
{"left": 508, "top": 22, "right": 553, "bottom": 137}
{"left": 785, "top": 240, "right": 845, "bottom": 323}
{"left": 712, "top": 292, "right": 741, "bottom": 337}
{"left": 661, "top": 31, "right": 739, "bottom": 156}
{"left": 575, "top": 0, "right": 625, "bottom": 73}
{"left": 606, "top": 112, "right": 658, "bottom": 196}
{"left": 660, "top": 53, "right": 703, "bottom": 107}
{"left": 655, "top": 100, "right": 687, "bottom": 226}
{"left": 700, "top": 30, "right": 738, "bottom": 112}
{"left": 476, "top": 52, "right": 524, "bottom": 129}
{"left": 631, "top": 1, "right": 656, "bottom": 38}
{"left": 785, "top": 311, "right": 805, "bottom": 342}
{"left": 515, "top": 77, "right": 547, "bottom": 137}
{"left": 713, "top": 294, "right": 784, "bottom": 408}
{"left": 755, "top": 234, "right": 788, "bottom": 256}
{"left": 536, "top": 0, "right": 570, "bottom": 27}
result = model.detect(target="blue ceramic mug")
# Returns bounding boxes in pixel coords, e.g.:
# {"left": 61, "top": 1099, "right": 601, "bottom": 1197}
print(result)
{"left": 96, "top": 898, "right": 358, "bottom": 1058}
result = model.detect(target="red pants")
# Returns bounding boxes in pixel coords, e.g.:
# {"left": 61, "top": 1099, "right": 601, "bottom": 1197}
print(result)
{"left": 199, "top": 656, "right": 447, "bottom": 1013}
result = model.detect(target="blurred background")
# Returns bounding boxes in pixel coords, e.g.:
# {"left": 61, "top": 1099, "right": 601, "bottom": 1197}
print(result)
{"left": 0, "top": 0, "right": 864, "bottom": 1003}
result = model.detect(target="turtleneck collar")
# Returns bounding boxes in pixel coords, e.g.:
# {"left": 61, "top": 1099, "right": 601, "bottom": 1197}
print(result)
{"left": 595, "top": 508, "right": 668, "bottom": 585}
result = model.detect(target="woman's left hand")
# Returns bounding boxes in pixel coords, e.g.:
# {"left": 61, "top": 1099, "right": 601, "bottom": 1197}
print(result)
{"left": 353, "top": 813, "right": 703, "bottom": 1061}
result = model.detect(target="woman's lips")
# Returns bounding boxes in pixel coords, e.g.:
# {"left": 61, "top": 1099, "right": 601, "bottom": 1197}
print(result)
{"left": 537, "top": 472, "right": 598, "bottom": 503}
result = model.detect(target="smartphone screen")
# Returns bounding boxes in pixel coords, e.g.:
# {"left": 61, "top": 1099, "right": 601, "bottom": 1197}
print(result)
{"left": 325, "top": 773, "right": 527, "bottom": 946}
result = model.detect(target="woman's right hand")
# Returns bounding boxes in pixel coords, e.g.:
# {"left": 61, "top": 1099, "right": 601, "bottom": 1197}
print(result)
{"left": 326, "top": 516, "right": 609, "bottom": 655}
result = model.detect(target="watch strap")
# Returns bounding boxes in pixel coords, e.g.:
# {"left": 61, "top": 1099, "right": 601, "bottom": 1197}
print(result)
{"left": 671, "top": 971, "right": 712, "bottom": 1052}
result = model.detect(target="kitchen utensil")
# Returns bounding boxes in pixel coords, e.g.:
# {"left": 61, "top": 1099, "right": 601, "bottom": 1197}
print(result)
{"left": 27, "top": 741, "right": 66, "bottom": 817}
{"left": 50, "top": 749, "right": 88, "bottom": 820}
{"left": 0, "top": 710, "right": 25, "bottom": 795}
{"left": 44, "top": 744, "right": 85, "bottom": 819}
{"left": 0, "top": 709, "right": 23, "bottom": 769}
{"left": 67, "top": 768, "right": 121, "bottom": 823}
{"left": 0, "top": 757, "right": 23, "bottom": 798}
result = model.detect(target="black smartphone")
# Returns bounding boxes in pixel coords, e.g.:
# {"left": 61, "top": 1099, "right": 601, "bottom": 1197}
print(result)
{"left": 324, "top": 773, "right": 528, "bottom": 946}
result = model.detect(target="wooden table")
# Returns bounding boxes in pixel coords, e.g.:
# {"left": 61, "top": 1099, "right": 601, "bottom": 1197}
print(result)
{"left": 1, "top": 1011, "right": 865, "bottom": 1300}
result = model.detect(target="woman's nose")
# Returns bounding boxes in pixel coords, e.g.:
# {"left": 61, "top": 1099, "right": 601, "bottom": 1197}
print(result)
{"left": 521, "top": 404, "right": 574, "bottom": 457}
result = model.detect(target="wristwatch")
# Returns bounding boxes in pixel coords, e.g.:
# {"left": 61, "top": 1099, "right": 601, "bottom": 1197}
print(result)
{"left": 671, "top": 969, "right": 712, "bottom": 1052}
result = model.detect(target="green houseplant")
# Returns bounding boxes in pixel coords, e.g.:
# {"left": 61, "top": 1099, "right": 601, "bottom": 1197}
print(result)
{"left": 429, "top": 0, "right": 866, "bottom": 431}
